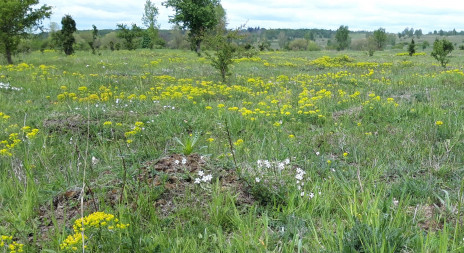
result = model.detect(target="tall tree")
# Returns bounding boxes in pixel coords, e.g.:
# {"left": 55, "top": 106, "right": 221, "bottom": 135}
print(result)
{"left": 373, "top": 28, "right": 387, "bottom": 50}
{"left": 163, "top": 0, "right": 220, "bottom": 55}
{"left": 335, "top": 25, "right": 350, "bottom": 51}
{"left": 0, "top": 0, "right": 51, "bottom": 64}
{"left": 142, "top": 0, "right": 160, "bottom": 49}
{"left": 61, "top": 15, "right": 77, "bottom": 55}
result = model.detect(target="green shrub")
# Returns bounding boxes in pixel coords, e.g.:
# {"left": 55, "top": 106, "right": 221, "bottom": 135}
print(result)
{"left": 431, "top": 38, "right": 454, "bottom": 67}
{"left": 288, "top": 38, "right": 308, "bottom": 51}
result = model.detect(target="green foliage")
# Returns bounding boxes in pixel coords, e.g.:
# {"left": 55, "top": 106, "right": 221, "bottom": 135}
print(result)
{"left": 142, "top": 0, "right": 162, "bottom": 49}
{"left": 205, "top": 30, "right": 242, "bottom": 82}
{"left": 61, "top": 15, "right": 77, "bottom": 55}
{"left": 116, "top": 24, "right": 143, "bottom": 50}
{"left": 307, "top": 41, "right": 321, "bottom": 51}
{"left": 408, "top": 38, "right": 416, "bottom": 56}
{"left": 0, "top": 0, "right": 51, "bottom": 63}
{"left": 335, "top": 25, "right": 351, "bottom": 51}
{"left": 431, "top": 38, "right": 454, "bottom": 67}
{"left": 88, "top": 24, "right": 99, "bottom": 54}
{"left": 422, "top": 41, "right": 430, "bottom": 49}
{"left": 175, "top": 133, "right": 201, "bottom": 155}
{"left": 373, "top": 28, "right": 387, "bottom": 50}
{"left": 163, "top": 0, "right": 221, "bottom": 54}
{"left": 278, "top": 31, "right": 288, "bottom": 50}
{"left": 367, "top": 36, "right": 377, "bottom": 56}
{"left": 288, "top": 38, "right": 308, "bottom": 51}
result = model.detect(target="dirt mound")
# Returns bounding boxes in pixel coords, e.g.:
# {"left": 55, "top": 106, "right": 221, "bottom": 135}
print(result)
{"left": 43, "top": 113, "right": 96, "bottom": 135}
{"left": 138, "top": 154, "right": 255, "bottom": 217}
{"left": 35, "top": 187, "right": 98, "bottom": 243}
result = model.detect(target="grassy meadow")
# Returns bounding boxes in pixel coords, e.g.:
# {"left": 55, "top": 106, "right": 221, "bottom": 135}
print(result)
{"left": 1, "top": 47, "right": 464, "bottom": 252}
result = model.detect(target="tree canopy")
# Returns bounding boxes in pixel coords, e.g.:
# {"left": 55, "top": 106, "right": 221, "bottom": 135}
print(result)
{"left": 163, "top": 0, "right": 221, "bottom": 54}
{"left": 335, "top": 25, "right": 350, "bottom": 51}
{"left": 0, "top": 0, "right": 51, "bottom": 64}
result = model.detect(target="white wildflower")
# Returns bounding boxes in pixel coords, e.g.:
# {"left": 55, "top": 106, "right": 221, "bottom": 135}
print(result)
{"left": 255, "top": 177, "right": 260, "bottom": 183}
{"left": 91, "top": 156, "right": 99, "bottom": 166}
{"left": 198, "top": 170, "right": 204, "bottom": 176}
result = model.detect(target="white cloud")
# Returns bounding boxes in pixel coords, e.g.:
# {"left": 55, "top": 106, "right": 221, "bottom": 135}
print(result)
{"left": 40, "top": 0, "right": 464, "bottom": 32}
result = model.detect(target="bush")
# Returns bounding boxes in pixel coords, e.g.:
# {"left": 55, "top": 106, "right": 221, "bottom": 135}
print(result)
{"left": 288, "top": 38, "right": 308, "bottom": 51}
{"left": 431, "top": 38, "right": 454, "bottom": 67}
{"left": 307, "top": 41, "right": 321, "bottom": 51}
{"left": 408, "top": 39, "right": 416, "bottom": 56}
{"left": 350, "top": 38, "right": 368, "bottom": 51}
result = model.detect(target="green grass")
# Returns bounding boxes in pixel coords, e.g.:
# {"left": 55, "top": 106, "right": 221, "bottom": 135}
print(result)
{"left": 1, "top": 48, "right": 464, "bottom": 252}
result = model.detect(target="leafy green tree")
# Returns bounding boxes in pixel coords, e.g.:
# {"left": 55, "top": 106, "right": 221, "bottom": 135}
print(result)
{"left": 408, "top": 39, "right": 415, "bottom": 56}
{"left": 116, "top": 24, "right": 143, "bottom": 50}
{"left": 61, "top": 15, "right": 77, "bottom": 55}
{"left": 335, "top": 25, "right": 350, "bottom": 51}
{"left": 431, "top": 38, "right": 454, "bottom": 67}
{"left": 373, "top": 28, "right": 387, "bottom": 50}
{"left": 142, "top": 0, "right": 160, "bottom": 49}
{"left": 0, "top": 0, "right": 51, "bottom": 64}
{"left": 163, "top": 0, "right": 220, "bottom": 55}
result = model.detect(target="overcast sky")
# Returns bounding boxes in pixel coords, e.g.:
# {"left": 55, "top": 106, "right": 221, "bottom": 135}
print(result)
{"left": 40, "top": 0, "right": 464, "bottom": 33}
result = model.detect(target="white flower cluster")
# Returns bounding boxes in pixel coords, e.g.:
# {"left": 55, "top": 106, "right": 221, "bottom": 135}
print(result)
{"left": 254, "top": 158, "right": 291, "bottom": 183}
{"left": 194, "top": 170, "right": 212, "bottom": 184}
{"left": 256, "top": 158, "right": 290, "bottom": 170}
{"left": 295, "top": 167, "right": 318, "bottom": 199}
{"left": 174, "top": 157, "right": 187, "bottom": 165}
{"left": 0, "top": 82, "right": 22, "bottom": 91}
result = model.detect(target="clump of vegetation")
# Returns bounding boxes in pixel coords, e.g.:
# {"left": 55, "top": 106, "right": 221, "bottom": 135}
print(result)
{"left": 288, "top": 38, "right": 308, "bottom": 51}
{"left": 61, "top": 15, "right": 77, "bottom": 55}
{"left": 431, "top": 38, "right": 454, "bottom": 67}
{"left": 408, "top": 38, "right": 416, "bottom": 56}
{"left": 116, "top": 24, "right": 143, "bottom": 50}
{"left": 205, "top": 29, "right": 242, "bottom": 82}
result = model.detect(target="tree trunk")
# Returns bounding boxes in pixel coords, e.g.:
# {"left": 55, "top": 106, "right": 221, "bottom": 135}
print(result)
{"left": 195, "top": 40, "right": 201, "bottom": 56}
{"left": 5, "top": 47, "right": 13, "bottom": 64}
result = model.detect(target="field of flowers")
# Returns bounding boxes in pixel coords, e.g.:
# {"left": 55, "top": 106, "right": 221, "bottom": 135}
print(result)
{"left": 1, "top": 48, "right": 464, "bottom": 252}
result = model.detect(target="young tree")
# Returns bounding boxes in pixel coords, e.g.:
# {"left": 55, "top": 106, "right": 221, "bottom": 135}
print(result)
{"left": 61, "top": 15, "right": 77, "bottom": 55}
{"left": 116, "top": 24, "right": 142, "bottom": 50}
{"left": 88, "top": 25, "right": 98, "bottom": 54}
{"left": 373, "top": 28, "right": 387, "bottom": 50}
{"left": 142, "top": 0, "right": 160, "bottom": 49}
{"left": 408, "top": 38, "right": 415, "bottom": 56}
{"left": 431, "top": 38, "right": 454, "bottom": 68}
{"left": 205, "top": 29, "right": 242, "bottom": 82}
{"left": 0, "top": 0, "right": 51, "bottom": 64}
{"left": 335, "top": 25, "right": 350, "bottom": 51}
{"left": 163, "top": 0, "right": 220, "bottom": 55}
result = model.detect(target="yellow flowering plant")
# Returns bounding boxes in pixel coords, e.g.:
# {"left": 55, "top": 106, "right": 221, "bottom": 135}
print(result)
{"left": 60, "top": 212, "right": 130, "bottom": 252}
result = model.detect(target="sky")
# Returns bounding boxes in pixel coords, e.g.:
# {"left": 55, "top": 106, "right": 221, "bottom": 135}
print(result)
{"left": 40, "top": 0, "right": 464, "bottom": 33}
